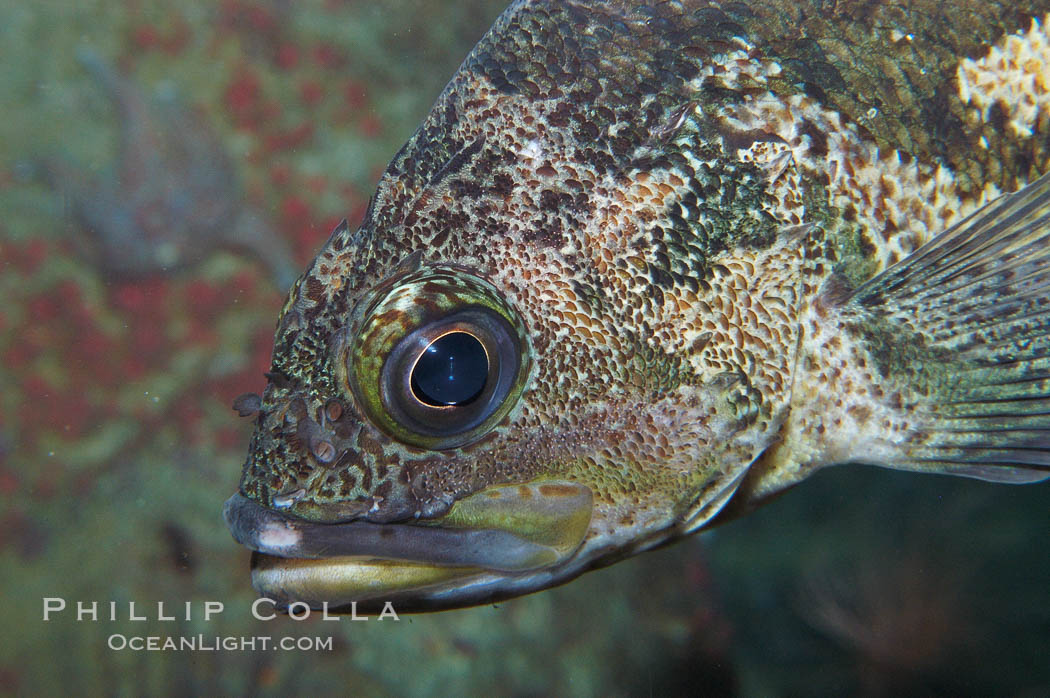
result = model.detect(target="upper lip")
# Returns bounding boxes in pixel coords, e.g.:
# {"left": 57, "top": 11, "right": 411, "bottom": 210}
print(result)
{"left": 224, "top": 492, "right": 569, "bottom": 571}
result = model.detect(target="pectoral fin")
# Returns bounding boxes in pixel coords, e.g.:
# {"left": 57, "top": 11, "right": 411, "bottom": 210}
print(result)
{"left": 841, "top": 171, "right": 1050, "bottom": 483}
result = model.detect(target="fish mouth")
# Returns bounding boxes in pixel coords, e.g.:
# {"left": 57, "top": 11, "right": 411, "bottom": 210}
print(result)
{"left": 223, "top": 481, "right": 594, "bottom": 612}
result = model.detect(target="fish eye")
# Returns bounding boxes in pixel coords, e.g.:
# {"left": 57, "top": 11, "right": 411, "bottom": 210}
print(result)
{"left": 343, "top": 264, "right": 530, "bottom": 450}
{"left": 380, "top": 308, "right": 520, "bottom": 445}
{"left": 410, "top": 331, "right": 488, "bottom": 407}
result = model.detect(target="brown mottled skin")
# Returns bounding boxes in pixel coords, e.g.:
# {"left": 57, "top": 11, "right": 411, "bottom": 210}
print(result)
{"left": 712, "top": 0, "right": 1050, "bottom": 192}
{"left": 234, "top": 1, "right": 1050, "bottom": 596}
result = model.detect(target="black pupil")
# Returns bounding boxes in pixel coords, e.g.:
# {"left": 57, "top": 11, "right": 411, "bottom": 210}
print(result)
{"left": 411, "top": 332, "right": 488, "bottom": 407}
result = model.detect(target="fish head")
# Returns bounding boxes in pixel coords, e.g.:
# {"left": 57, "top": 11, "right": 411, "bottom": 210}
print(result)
{"left": 226, "top": 169, "right": 798, "bottom": 611}
{"left": 226, "top": 3, "right": 808, "bottom": 612}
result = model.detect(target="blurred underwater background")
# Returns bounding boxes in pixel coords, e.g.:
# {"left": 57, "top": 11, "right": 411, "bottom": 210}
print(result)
{"left": 0, "top": 1, "right": 1047, "bottom": 695}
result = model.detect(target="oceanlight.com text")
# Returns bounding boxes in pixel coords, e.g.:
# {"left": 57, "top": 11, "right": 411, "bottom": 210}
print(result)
{"left": 107, "top": 634, "right": 334, "bottom": 652}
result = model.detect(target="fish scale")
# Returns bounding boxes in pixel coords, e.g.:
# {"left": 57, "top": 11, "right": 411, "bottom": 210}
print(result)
{"left": 226, "top": 0, "right": 1050, "bottom": 611}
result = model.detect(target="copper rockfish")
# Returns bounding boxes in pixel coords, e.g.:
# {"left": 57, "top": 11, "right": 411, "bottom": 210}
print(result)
{"left": 225, "top": 0, "right": 1050, "bottom": 611}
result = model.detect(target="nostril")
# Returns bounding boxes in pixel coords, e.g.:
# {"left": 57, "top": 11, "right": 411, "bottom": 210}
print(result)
{"left": 323, "top": 399, "right": 344, "bottom": 422}
{"left": 311, "top": 438, "right": 336, "bottom": 463}
{"left": 294, "top": 410, "right": 339, "bottom": 464}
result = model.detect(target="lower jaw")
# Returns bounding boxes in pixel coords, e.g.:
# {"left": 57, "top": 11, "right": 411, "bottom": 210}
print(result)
{"left": 250, "top": 551, "right": 488, "bottom": 611}
{"left": 249, "top": 551, "right": 593, "bottom": 613}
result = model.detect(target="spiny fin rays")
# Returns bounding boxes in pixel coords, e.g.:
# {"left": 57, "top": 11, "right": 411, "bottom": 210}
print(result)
{"left": 844, "top": 172, "right": 1050, "bottom": 483}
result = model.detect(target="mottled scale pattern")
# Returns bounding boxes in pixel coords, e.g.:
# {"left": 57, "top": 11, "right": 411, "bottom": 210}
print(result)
{"left": 239, "top": 1, "right": 1050, "bottom": 543}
